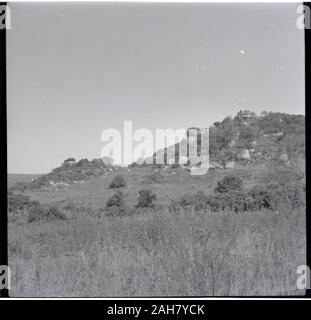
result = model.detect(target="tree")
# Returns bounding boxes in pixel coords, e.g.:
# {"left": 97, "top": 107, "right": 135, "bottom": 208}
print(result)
{"left": 213, "top": 148, "right": 235, "bottom": 169}
{"left": 137, "top": 189, "right": 157, "bottom": 208}
{"left": 215, "top": 175, "right": 243, "bottom": 193}
{"left": 281, "top": 134, "right": 305, "bottom": 163}
{"left": 106, "top": 190, "right": 125, "bottom": 207}
{"left": 238, "top": 125, "right": 256, "bottom": 148}
{"left": 109, "top": 175, "right": 127, "bottom": 189}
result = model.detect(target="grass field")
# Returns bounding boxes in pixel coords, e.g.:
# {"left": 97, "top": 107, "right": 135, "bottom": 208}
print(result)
{"left": 8, "top": 165, "right": 306, "bottom": 296}
{"left": 9, "top": 207, "right": 305, "bottom": 296}
{"left": 7, "top": 174, "right": 43, "bottom": 188}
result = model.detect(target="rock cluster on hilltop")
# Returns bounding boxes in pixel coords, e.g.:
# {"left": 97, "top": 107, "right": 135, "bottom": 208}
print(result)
{"left": 24, "top": 157, "right": 115, "bottom": 190}
{"left": 134, "top": 110, "right": 305, "bottom": 170}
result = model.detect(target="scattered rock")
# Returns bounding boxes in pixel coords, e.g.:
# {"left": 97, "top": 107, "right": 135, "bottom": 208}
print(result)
{"left": 239, "top": 149, "right": 251, "bottom": 160}
{"left": 225, "top": 161, "right": 235, "bottom": 169}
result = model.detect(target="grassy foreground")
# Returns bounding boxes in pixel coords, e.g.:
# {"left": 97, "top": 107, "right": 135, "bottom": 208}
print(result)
{"left": 9, "top": 206, "right": 305, "bottom": 297}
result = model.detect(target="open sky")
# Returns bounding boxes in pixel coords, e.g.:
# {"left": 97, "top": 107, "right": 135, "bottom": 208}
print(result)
{"left": 7, "top": 2, "right": 305, "bottom": 173}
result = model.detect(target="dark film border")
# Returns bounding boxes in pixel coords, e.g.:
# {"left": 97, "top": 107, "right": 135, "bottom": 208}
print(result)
{"left": 0, "top": 2, "right": 309, "bottom": 300}
{"left": 304, "top": 1, "right": 311, "bottom": 299}
{"left": 0, "top": 1, "right": 8, "bottom": 298}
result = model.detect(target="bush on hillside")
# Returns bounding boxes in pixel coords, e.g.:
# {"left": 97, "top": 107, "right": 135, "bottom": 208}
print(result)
{"left": 214, "top": 175, "right": 243, "bottom": 194}
{"left": 208, "top": 191, "right": 249, "bottom": 213}
{"left": 109, "top": 175, "right": 127, "bottom": 189}
{"left": 174, "top": 177, "right": 305, "bottom": 214}
{"left": 106, "top": 190, "right": 125, "bottom": 208}
{"left": 28, "top": 205, "right": 66, "bottom": 223}
{"left": 105, "top": 191, "right": 132, "bottom": 216}
{"left": 137, "top": 189, "right": 157, "bottom": 208}
{"left": 282, "top": 182, "right": 305, "bottom": 210}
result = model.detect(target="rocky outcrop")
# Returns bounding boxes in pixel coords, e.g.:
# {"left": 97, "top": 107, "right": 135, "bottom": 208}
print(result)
{"left": 24, "top": 157, "right": 114, "bottom": 190}
{"left": 102, "top": 157, "right": 113, "bottom": 166}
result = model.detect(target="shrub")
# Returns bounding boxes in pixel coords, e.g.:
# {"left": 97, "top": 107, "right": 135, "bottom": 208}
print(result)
{"left": 27, "top": 205, "right": 65, "bottom": 223}
{"left": 214, "top": 175, "right": 243, "bottom": 193}
{"left": 248, "top": 183, "right": 286, "bottom": 211}
{"left": 137, "top": 189, "right": 157, "bottom": 208}
{"left": 45, "top": 206, "right": 66, "bottom": 220}
{"left": 109, "top": 175, "right": 127, "bottom": 189}
{"left": 248, "top": 185, "right": 270, "bottom": 209}
{"left": 282, "top": 183, "right": 305, "bottom": 210}
{"left": 191, "top": 179, "right": 305, "bottom": 214}
{"left": 228, "top": 191, "right": 248, "bottom": 212}
{"left": 193, "top": 191, "right": 209, "bottom": 210}
{"left": 210, "top": 191, "right": 248, "bottom": 213}
{"left": 248, "top": 184, "right": 275, "bottom": 210}
{"left": 105, "top": 191, "right": 132, "bottom": 216}
{"left": 106, "top": 190, "right": 125, "bottom": 207}
{"left": 27, "top": 205, "right": 45, "bottom": 223}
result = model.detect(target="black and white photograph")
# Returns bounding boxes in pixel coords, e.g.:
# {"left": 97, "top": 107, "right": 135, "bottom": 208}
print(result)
{"left": 1, "top": 1, "right": 309, "bottom": 298}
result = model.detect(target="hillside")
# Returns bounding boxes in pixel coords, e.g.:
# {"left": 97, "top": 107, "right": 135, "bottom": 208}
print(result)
{"left": 8, "top": 110, "right": 305, "bottom": 212}
{"left": 151, "top": 110, "right": 305, "bottom": 169}
{"left": 10, "top": 110, "right": 305, "bottom": 192}
{"left": 8, "top": 174, "right": 42, "bottom": 188}
{"left": 11, "top": 157, "right": 116, "bottom": 190}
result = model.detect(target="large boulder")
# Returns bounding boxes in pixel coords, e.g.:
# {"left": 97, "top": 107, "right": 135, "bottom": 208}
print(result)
{"left": 101, "top": 156, "right": 113, "bottom": 166}
{"left": 91, "top": 158, "right": 105, "bottom": 168}
{"left": 77, "top": 159, "right": 90, "bottom": 167}
{"left": 225, "top": 161, "right": 235, "bottom": 169}
{"left": 239, "top": 149, "right": 251, "bottom": 160}
{"left": 63, "top": 157, "right": 76, "bottom": 165}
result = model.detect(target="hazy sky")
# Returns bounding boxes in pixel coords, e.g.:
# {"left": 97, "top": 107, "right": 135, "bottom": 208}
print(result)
{"left": 7, "top": 2, "right": 305, "bottom": 173}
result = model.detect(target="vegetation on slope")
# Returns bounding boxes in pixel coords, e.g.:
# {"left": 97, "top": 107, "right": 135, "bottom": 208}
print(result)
{"left": 7, "top": 110, "right": 306, "bottom": 296}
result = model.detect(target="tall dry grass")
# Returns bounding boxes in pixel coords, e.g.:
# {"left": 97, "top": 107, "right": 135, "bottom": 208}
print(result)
{"left": 8, "top": 207, "right": 305, "bottom": 297}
